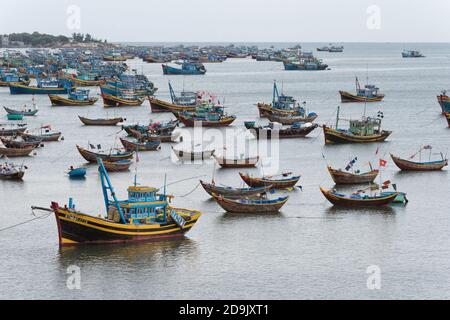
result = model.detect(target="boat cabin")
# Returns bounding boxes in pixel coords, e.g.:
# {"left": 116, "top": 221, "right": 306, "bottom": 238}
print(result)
{"left": 69, "top": 89, "right": 91, "bottom": 101}
{"left": 348, "top": 117, "right": 382, "bottom": 136}
{"left": 356, "top": 84, "right": 381, "bottom": 98}
{"left": 107, "top": 186, "right": 168, "bottom": 225}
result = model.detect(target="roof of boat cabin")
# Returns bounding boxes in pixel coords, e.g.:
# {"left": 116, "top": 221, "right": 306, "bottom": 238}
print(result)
{"left": 127, "top": 186, "right": 159, "bottom": 193}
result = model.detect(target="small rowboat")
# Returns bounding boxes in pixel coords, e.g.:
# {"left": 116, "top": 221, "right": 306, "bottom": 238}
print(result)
{"left": 214, "top": 155, "right": 259, "bottom": 168}
{"left": 101, "top": 93, "right": 145, "bottom": 108}
{"left": 78, "top": 116, "right": 124, "bottom": 126}
{"left": 0, "top": 145, "right": 35, "bottom": 157}
{"left": 390, "top": 154, "right": 448, "bottom": 171}
{"left": 320, "top": 187, "right": 399, "bottom": 207}
{"left": 120, "top": 138, "right": 161, "bottom": 151}
{"left": 102, "top": 160, "right": 132, "bottom": 172}
{"left": 200, "top": 180, "right": 272, "bottom": 199}
{"left": 212, "top": 194, "right": 289, "bottom": 213}
{"left": 21, "top": 131, "right": 61, "bottom": 142}
{"left": 67, "top": 167, "right": 87, "bottom": 178}
{"left": 4, "top": 106, "right": 38, "bottom": 116}
{"left": 239, "top": 172, "right": 300, "bottom": 189}
{"left": 76, "top": 145, "right": 134, "bottom": 163}
{"left": 172, "top": 146, "right": 215, "bottom": 161}
{"left": 327, "top": 166, "right": 379, "bottom": 185}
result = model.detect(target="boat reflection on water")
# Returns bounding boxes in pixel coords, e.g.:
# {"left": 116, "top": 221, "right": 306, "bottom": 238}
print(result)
{"left": 57, "top": 238, "right": 199, "bottom": 266}
{"left": 325, "top": 205, "right": 396, "bottom": 216}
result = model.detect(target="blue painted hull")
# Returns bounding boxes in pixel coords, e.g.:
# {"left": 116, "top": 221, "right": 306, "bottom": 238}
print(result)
{"left": 162, "top": 65, "right": 206, "bottom": 75}
{"left": 68, "top": 168, "right": 87, "bottom": 178}
{"left": 438, "top": 99, "right": 450, "bottom": 113}
{"left": 9, "top": 84, "right": 70, "bottom": 95}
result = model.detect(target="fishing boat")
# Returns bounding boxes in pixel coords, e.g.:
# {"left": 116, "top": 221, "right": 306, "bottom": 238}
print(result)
{"left": 103, "top": 160, "right": 132, "bottom": 172}
{"left": 120, "top": 138, "right": 161, "bottom": 151}
{"left": 0, "top": 124, "right": 27, "bottom": 137}
{"left": 123, "top": 119, "right": 179, "bottom": 143}
{"left": 200, "top": 180, "right": 272, "bottom": 199}
{"left": 49, "top": 89, "right": 98, "bottom": 106}
{"left": 61, "top": 72, "right": 105, "bottom": 87}
{"left": 67, "top": 167, "right": 87, "bottom": 178}
{"left": 76, "top": 145, "right": 134, "bottom": 163}
{"left": 0, "top": 162, "right": 26, "bottom": 180}
{"left": 323, "top": 107, "right": 391, "bottom": 144}
{"left": 212, "top": 194, "right": 289, "bottom": 213}
{"left": 9, "top": 79, "right": 73, "bottom": 95}
{"left": 214, "top": 155, "right": 259, "bottom": 168}
{"left": 320, "top": 187, "right": 399, "bottom": 207}
{"left": 172, "top": 145, "right": 215, "bottom": 161}
{"left": 3, "top": 97, "right": 38, "bottom": 116}
{"left": 390, "top": 150, "right": 448, "bottom": 171}
{"left": 0, "top": 136, "right": 42, "bottom": 149}
{"left": 101, "top": 92, "right": 145, "bottom": 108}
{"left": 239, "top": 172, "right": 300, "bottom": 189}
{"left": 78, "top": 116, "right": 124, "bottom": 126}
{"left": 339, "top": 77, "right": 385, "bottom": 102}
{"left": 32, "top": 159, "right": 202, "bottom": 246}
{"left": 402, "top": 50, "right": 425, "bottom": 58}
{"left": 21, "top": 126, "right": 61, "bottom": 142}
{"left": 266, "top": 113, "right": 318, "bottom": 125}
{"left": 437, "top": 91, "right": 450, "bottom": 113}
{"left": 149, "top": 82, "right": 198, "bottom": 113}
{"left": 283, "top": 57, "right": 328, "bottom": 70}
{"left": 327, "top": 166, "right": 379, "bottom": 185}
{"left": 174, "top": 110, "right": 236, "bottom": 127}
{"left": 162, "top": 61, "right": 207, "bottom": 75}
{"left": 257, "top": 82, "right": 317, "bottom": 119}
{"left": 0, "top": 140, "right": 35, "bottom": 157}
{"left": 246, "top": 121, "right": 318, "bottom": 139}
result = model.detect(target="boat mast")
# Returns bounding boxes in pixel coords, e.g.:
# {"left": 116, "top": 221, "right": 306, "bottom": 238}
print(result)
{"left": 169, "top": 81, "right": 176, "bottom": 103}
{"left": 273, "top": 81, "right": 279, "bottom": 105}
{"left": 335, "top": 106, "right": 340, "bottom": 129}
{"left": 98, "top": 158, "right": 126, "bottom": 223}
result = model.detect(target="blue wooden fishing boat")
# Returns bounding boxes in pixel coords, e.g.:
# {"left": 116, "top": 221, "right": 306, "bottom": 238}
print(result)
{"left": 162, "top": 61, "right": 206, "bottom": 75}
{"left": 9, "top": 78, "right": 73, "bottom": 95}
{"left": 67, "top": 167, "right": 87, "bottom": 178}
{"left": 32, "top": 159, "right": 202, "bottom": 246}
{"left": 49, "top": 88, "right": 98, "bottom": 106}
{"left": 340, "top": 77, "right": 385, "bottom": 102}
{"left": 257, "top": 82, "right": 318, "bottom": 121}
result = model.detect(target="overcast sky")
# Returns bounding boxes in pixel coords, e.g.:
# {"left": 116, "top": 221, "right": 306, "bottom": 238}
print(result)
{"left": 1, "top": 0, "right": 450, "bottom": 42}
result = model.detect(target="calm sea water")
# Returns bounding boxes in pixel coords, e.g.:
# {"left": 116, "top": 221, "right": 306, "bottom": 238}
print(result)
{"left": 1, "top": 43, "right": 450, "bottom": 299}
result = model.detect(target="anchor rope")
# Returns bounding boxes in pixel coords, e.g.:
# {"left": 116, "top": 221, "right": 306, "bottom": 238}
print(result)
{"left": 0, "top": 211, "right": 51, "bottom": 233}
